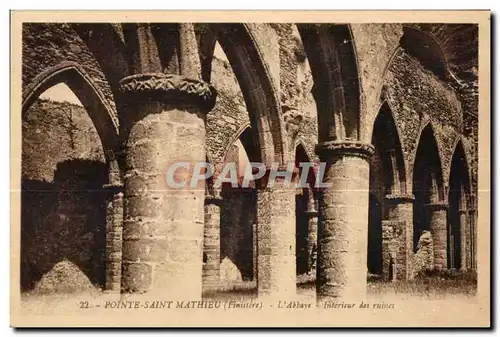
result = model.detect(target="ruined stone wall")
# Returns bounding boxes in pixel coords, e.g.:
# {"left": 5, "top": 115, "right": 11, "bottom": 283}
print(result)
{"left": 206, "top": 57, "right": 249, "bottom": 168}
{"left": 22, "top": 99, "right": 106, "bottom": 181}
{"left": 21, "top": 99, "right": 108, "bottom": 292}
{"left": 384, "top": 50, "right": 466, "bottom": 188}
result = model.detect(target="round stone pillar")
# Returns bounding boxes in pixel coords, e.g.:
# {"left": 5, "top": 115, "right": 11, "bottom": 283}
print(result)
{"left": 103, "top": 155, "right": 124, "bottom": 293}
{"left": 119, "top": 73, "right": 216, "bottom": 297}
{"left": 458, "top": 208, "right": 469, "bottom": 271}
{"left": 104, "top": 182, "right": 124, "bottom": 293}
{"left": 315, "top": 140, "right": 374, "bottom": 300}
{"left": 425, "top": 202, "right": 449, "bottom": 271}
{"left": 384, "top": 194, "right": 414, "bottom": 280}
{"left": 256, "top": 176, "right": 296, "bottom": 300}
{"left": 468, "top": 192, "right": 477, "bottom": 270}
{"left": 468, "top": 208, "right": 477, "bottom": 270}
{"left": 202, "top": 192, "right": 222, "bottom": 287}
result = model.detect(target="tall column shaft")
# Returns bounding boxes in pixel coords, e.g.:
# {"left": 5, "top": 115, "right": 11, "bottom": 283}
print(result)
{"left": 315, "top": 141, "right": 374, "bottom": 300}
{"left": 103, "top": 155, "right": 124, "bottom": 293}
{"left": 426, "top": 203, "right": 449, "bottom": 271}
{"left": 468, "top": 194, "right": 477, "bottom": 270}
{"left": 257, "top": 180, "right": 296, "bottom": 299}
{"left": 104, "top": 184, "right": 124, "bottom": 293}
{"left": 469, "top": 208, "right": 477, "bottom": 270}
{"left": 306, "top": 195, "right": 318, "bottom": 277}
{"left": 384, "top": 194, "right": 414, "bottom": 280}
{"left": 459, "top": 209, "right": 468, "bottom": 271}
{"left": 203, "top": 194, "right": 222, "bottom": 287}
{"left": 252, "top": 221, "right": 257, "bottom": 281}
{"left": 119, "top": 73, "right": 216, "bottom": 297}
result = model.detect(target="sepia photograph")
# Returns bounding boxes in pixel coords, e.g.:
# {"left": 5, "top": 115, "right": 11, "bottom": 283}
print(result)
{"left": 10, "top": 10, "right": 491, "bottom": 327}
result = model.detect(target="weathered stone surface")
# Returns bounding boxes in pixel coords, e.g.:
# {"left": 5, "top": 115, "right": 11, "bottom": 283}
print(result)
{"left": 350, "top": 23, "right": 403, "bottom": 143}
{"left": 22, "top": 24, "right": 118, "bottom": 125}
{"left": 426, "top": 203, "right": 448, "bottom": 270}
{"left": 257, "top": 185, "right": 296, "bottom": 298}
{"left": 203, "top": 197, "right": 222, "bottom": 286}
{"left": 21, "top": 23, "right": 479, "bottom": 299}
{"left": 316, "top": 141, "right": 372, "bottom": 300}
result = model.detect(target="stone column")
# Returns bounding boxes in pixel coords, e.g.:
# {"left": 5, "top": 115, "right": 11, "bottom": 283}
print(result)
{"left": 252, "top": 221, "right": 258, "bottom": 281}
{"left": 381, "top": 221, "right": 400, "bottom": 282}
{"left": 384, "top": 194, "right": 414, "bottom": 280}
{"left": 468, "top": 208, "right": 477, "bottom": 270}
{"left": 104, "top": 183, "right": 124, "bottom": 293}
{"left": 315, "top": 141, "right": 374, "bottom": 300}
{"left": 102, "top": 155, "right": 124, "bottom": 293}
{"left": 202, "top": 192, "right": 222, "bottom": 287}
{"left": 306, "top": 193, "right": 318, "bottom": 277}
{"left": 257, "top": 173, "right": 296, "bottom": 299}
{"left": 470, "top": 193, "right": 477, "bottom": 270}
{"left": 119, "top": 73, "right": 216, "bottom": 297}
{"left": 425, "top": 202, "right": 449, "bottom": 271}
{"left": 458, "top": 208, "right": 468, "bottom": 271}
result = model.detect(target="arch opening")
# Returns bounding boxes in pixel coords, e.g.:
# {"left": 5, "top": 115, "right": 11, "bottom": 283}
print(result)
{"left": 447, "top": 141, "right": 471, "bottom": 270}
{"left": 412, "top": 124, "right": 444, "bottom": 252}
{"left": 368, "top": 104, "right": 407, "bottom": 277}
{"left": 219, "top": 127, "right": 258, "bottom": 285}
{"left": 22, "top": 64, "right": 119, "bottom": 152}
{"left": 21, "top": 82, "right": 109, "bottom": 293}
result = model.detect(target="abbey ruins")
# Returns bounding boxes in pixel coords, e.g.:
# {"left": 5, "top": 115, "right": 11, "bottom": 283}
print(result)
{"left": 21, "top": 23, "right": 478, "bottom": 300}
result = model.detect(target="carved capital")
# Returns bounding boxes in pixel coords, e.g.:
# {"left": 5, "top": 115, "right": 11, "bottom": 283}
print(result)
{"left": 424, "top": 202, "right": 449, "bottom": 211}
{"left": 205, "top": 189, "right": 223, "bottom": 206}
{"left": 315, "top": 140, "right": 374, "bottom": 160}
{"left": 205, "top": 194, "right": 223, "bottom": 207}
{"left": 103, "top": 182, "right": 125, "bottom": 196}
{"left": 119, "top": 73, "right": 217, "bottom": 112}
{"left": 385, "top": 193, "right": 415, "bottom": 203}
{"left": 306, "top": 210, "right": 318, "bottom": 218}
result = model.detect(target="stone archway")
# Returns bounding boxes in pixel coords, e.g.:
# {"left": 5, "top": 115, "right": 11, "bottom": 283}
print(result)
{"left": 21, "top": 66, "right": 119, "bottom": 293}
{"left": 22, "top": 63, "right": 119, "bottom": 151}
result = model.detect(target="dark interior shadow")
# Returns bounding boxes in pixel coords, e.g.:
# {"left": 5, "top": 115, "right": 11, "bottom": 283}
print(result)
{"left": 20, "top": 159, "right": 108, "bottom": 292}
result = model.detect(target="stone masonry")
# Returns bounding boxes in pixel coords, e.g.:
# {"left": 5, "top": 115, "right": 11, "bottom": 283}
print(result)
{"left": 21, "top": 22, "right": 478, "bottom": 300}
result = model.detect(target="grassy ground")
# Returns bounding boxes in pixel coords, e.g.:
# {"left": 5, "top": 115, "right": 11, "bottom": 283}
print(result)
{"left": 202, "top": 271, "right": 477, "bottom": 300}
{"left": 367, "top": 270, "right": 477, "bottom": 299}
{"left": 19, "top": 271, "right": 477, "bottom": 314}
